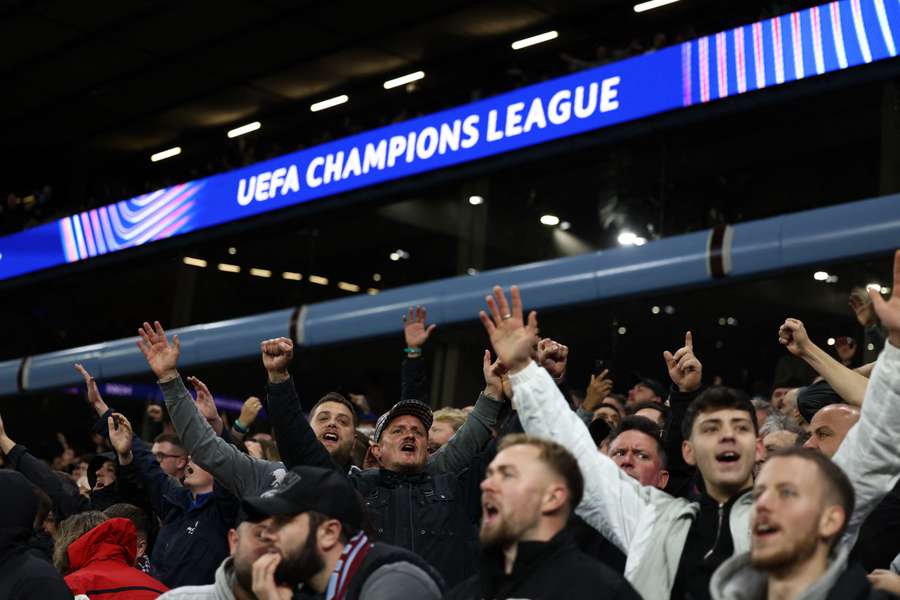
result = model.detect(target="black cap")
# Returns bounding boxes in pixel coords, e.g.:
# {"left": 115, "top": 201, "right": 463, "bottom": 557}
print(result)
{"left": 242, "top": 466, "right": 364, "bottom": 531}
{"left": 87, "top": 451, "right": 117, "bottom": 490}
{"left": 373, "top": 399, "right": 433, "bottom": 442}
{"left": 632, "top": 373, "right": 667, "bottom": 400}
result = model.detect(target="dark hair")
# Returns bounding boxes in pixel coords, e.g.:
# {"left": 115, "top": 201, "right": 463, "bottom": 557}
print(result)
{"left": 681, "top": 386, "right": 758, "bottom": 440}
{"left": 764, "top": 447, "right": 855, "bottom": 547}
{"left": 104, "top": 503, "right": 153, "bottom": 544}
{"left": 611, "top": 416, "right": 667, "bottom": 469}
{"left": 627, "top": 401, "right": 671, "bottom": 426}
{"left": 32, "top": 485, "right": 52, "bottom": 530}
{"left": 153, "top": 433, "right": 186, "bottom": 452}
{"left": 604, "top": 394, "right": 627, "bottom": 415}
{"left": 310, "top": 392, "right": 358, "bottom": 429}
{"left": 498, "top": 434, "right": 584, "bottom": 512}
{"left": 54, "top": 511, "right": 109, "bottom": 573}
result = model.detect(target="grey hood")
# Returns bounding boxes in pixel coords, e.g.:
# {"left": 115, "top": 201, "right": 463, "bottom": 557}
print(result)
{"left": 710, "top": 545, "right": 852, "bottom": 600}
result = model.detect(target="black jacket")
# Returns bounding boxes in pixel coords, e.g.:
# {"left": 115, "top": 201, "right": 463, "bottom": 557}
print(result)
{"left": 267, "top": 376, "right": 491, "bottom": 589}
{"left": 443, "top": 530, "right": 641, "bottom": 600}
{"left": 824, "top": 562, "right": 900, "bottom": 600}
{"left": 118, "top": 431, "right": 239, "bottom": 588}
{"left": 0, "top": 470, "right": 73, "bottom": 600}
{"left": 852, "top": 480, "right": 900, "bottom": 571}
{"left": 345, "top": 541, "right": 445, "bottom": 600}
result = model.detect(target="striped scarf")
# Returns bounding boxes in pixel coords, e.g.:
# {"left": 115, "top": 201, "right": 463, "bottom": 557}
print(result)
{"left": 324, "top": 532, "right": 372, "bottom": 600}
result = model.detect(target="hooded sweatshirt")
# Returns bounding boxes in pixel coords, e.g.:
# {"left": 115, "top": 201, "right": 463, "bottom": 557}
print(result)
{"left": 156, "top": 557, "right": 239, "bottom": 600}
{"left": 710, "top": 545, "right": 896, "bottom": 600}
{"left": 0, "top": 470, "right": 73, "bottom": 600}
{"left": 64, "top": 517, "right": 168, "bottom": 600}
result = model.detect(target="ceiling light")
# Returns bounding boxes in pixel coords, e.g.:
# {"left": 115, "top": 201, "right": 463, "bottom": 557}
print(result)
{"left": 651, "top": 306, "right": 661, "bottom": 315}
{"left": 468, "top": 195, "right": 484, "bottom": 206}
{"left": 868, "top": 343, "right": 876, "bottom": 351}
{"left": 467, "top": 267, "right": 479, "bottom": 276}
{"left": 183, "top": 257, "right": 207, "bottom": 268}
{"left": 309, "top": 275, "right": 329, "bottom": 285}
{"left": 282, "top": 272, "right": 302, "bottom": 281}
{"left": 882, "top": 286, "right": 891, "bottom": 295}
{"left": 389, "top": 252, "right": 400, "bottom": 261}
{"left": 727, "top": 317, "right": 737, "bottom": 326}
{"left": 826, "top": 275, "right": 839, "bottom": 283}
{"left": 512, "top": 30, "right": 559, "bottom": 50}
{"left": 310, "top": 95, "right": 349, "bottom": 112}
{"left": 383, "top": 71, "right": 425, "bottom": 89}
{"left": 813, "top": 271, "right": 829, "bottom": 281}
{"left": 664, "top": 305, "right": 675, "bottom": 315}
{"left": 372, "top": 273, "right": 382, "bottom": 282}
{"left": 217, "top": 263, "right": 240, "bottom": 273}
{"left": 634, "top": 236, "right": 647, "bottom": 246}
{"left": 617, "top": 326, "right": 627, "bottom": 335}
{"left": 249, "top": 268, "right": 272, "bottom": 278}
{"left": 227, "top": 121, "right": 261, "bottom": 138}
{"left": 718, "top": 317, "right": 727, "bottom": 326}
{"left": 827, "top": 337, "right": 836, "bottom": 346}
{"left": 228, "top": 247, "right": 237, "bottom": 255}
{"left": 617, "top": 231, "right": 638, "bottom": 245}
{"left": 540, "top": 214, "right": 560, "bottom": 226}
{"left": 151, "top": 147, "right": 181, "bottom": 162}
{"left": 633, "top": 0, "right": 680, "bottom": 13}
{"left": 367, "top": 288, "right": 380, "bottom": 295}
{"left": 559, "top": 221, "right": 571, "bottom": 231}
{"left": 867, "top": 282, "right": 883, "bottom": 292}
{"left": 338, "top": 281, "right": 361, "bottom": 292}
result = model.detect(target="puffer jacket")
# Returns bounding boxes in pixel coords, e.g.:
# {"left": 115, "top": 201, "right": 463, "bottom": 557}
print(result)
{"left": 511, "top": 340, "right": 900, "bottom": 600}
{"left": 64, "top": 518, "right": 168, "bottom": 600}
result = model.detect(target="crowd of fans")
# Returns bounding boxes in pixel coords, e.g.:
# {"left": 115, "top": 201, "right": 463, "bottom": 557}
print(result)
{"left": 2, "top": 249, "right": 900, "bottom": 600}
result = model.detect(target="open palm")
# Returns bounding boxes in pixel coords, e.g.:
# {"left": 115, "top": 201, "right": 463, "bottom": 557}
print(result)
{"left": 136, "top": 321, "right": 180, "bottom": 380}
{"left": 870, "top": 250, "right": 900, "bottom": 346}
{"left": 479, "top": 285, "right": 539, "bottom": 374}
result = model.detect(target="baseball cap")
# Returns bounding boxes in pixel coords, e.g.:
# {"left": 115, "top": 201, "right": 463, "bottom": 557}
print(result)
{"left": 373, "top": 399, "right": 433, "bottom": 442}
{"left": 242, "top": 466, "right": 364, "bottom": 531}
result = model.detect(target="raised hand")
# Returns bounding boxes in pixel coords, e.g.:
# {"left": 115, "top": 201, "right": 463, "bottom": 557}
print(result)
{"left": 583, "top": 369, "right": 614, "bottom": 412}
{"left": 849, "top": 289, "right": 876, "bottom": 328}
{"left": 403, "top": 305, "right": 436, "bottom": 349}
{"left": 146, "top": 404, "right": 164, "bottom": 423}
{"left": 136, "top": 321, "right": 181, "bottom": 381}
{"left": 869, "top": 250, "right": 900, "bottom": 347}
{"left": 240, "top": 396, "right": 263, "bottom": 428}
{"left": 482, "top": 350, "right": 507, "bottom": 399}
{"left": 251, "top": 553, "right": 293, "bottom": 600}
{"left": 107, "top": 412, "right": 134, "bottom": 462}
{"left": 188, "top": 376, "right": 224, "bottom": 435}
{"left": 0, "top": 413, "right": 12, "bottom": 454}
{"left": 261, "top": 337, "right": 293, "bottom": 383}
{"left": 778, "top": 318, "right": 814, "bottom": 359}
{"left": 663, "top": 331, "right": 702, "bottom": 393}
{"left": 75, "top": 363, "right": 109, "bottom": 416}
{"left": 537, "top": 338, "right": 569, "bottom": 381}
{"left": 479, "top": 285, "right": 539, "bottom": 374}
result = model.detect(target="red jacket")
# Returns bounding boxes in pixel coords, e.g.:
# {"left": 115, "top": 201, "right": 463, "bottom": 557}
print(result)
{"left": 64, "top": 517, "right": 168, "bottom": 599}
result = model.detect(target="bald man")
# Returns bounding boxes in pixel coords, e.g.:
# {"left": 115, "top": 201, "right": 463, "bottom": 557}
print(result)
{"left": 804, "top": 403, "right": 900, "bottom": 572}
{"left": 803, "top": 404, "right": 860, "bottom": 458}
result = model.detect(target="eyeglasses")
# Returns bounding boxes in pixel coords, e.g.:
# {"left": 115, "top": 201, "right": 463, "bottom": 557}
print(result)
{"left": 153, "top": 452, "right": 186, "bottom": 462}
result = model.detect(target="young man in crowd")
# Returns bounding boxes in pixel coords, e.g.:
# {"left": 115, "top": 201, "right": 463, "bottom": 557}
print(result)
{"left": 478, "top": 255, "right": 900, "bottom": 600}
{"left": 711, "top": 448, "right": 894, "bottom": 600}
{"left": 444, "top": 434, "right": 641, "bottom": 600}
{"left": 0, "top": 470, "right": 74, "bottom": 600}
{"left": 151, "top": 433, "right": 189, "bottom": 481}
{"left": 108, "top": 411, "right": 240, "bottom": 588}
{"left": 428, "top": 407, "right": 468, "bottom": 453}
{"left": 157, "top": 518, "right": 275, "bottom": 600}
{"left": 247, "top": 466, "right": 443, "bottom": 600}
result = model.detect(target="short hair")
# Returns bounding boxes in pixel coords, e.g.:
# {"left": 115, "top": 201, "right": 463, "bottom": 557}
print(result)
{"left": 627, "top": 401, "right": 671, "bottom": 426}
{"left": 310, "top": 392, "right": 358, "bottom": 429}
{"left": 432, "top": 408, "right": 468, "bottom": 432}
{"left": 765, "top": 447, "right": 855, "bottom": 547}
{"left": 604, "top": 394, "right": 627, "bottom": 415}
{"left": 498, "top": 434, "right": 584, "bottom": 511}
{"left": 54, "top": 511, "right": 109, "bottom": 573}
{"left": 682, "top": 386, "right": 758, "bottom": 440}
{"left": 104, "top": 503, "right": 151, "bottom": 541}
{"left": 751, "top": 397, "right": 774, "bottom": 414}
{"left": 153, "top": 433, "right": 186, "bottom": 452}
{"left": 611, "top": 416, "right": 668, "bottom": 469}
{"left": 247, "top": 438, "right": 281, "bottom": 462}
{"left": 759, "top": 413, "right": 805, "bottom": 439}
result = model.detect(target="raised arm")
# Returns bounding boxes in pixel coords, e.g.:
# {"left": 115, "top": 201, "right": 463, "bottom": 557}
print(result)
{"left": 778, "top": 318, "right": 869, "bottom": 407}
{"left": 136, "top": 321, "right": 285, "bottom": 498}
{"left": 401, "top": 305, "right": 436, "bottom": 401}
{"left": 427, "top": 349, "right": 505, "bottom": 474}
{"left": 661, "top": 332, "right": 703, "bottom": 498}
{"left": 479, "top": 285, "right": 657, "bottom": 552}
{"left": 261, "top": 337, "right": 337, "bottom": 472}
{"left": 833, "top": 250, "right": 900, "bottom": 544}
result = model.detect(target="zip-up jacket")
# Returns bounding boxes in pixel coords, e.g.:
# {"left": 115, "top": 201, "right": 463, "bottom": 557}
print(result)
{"left": 510, "top": 339, "right": 900, "bottom": 600}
